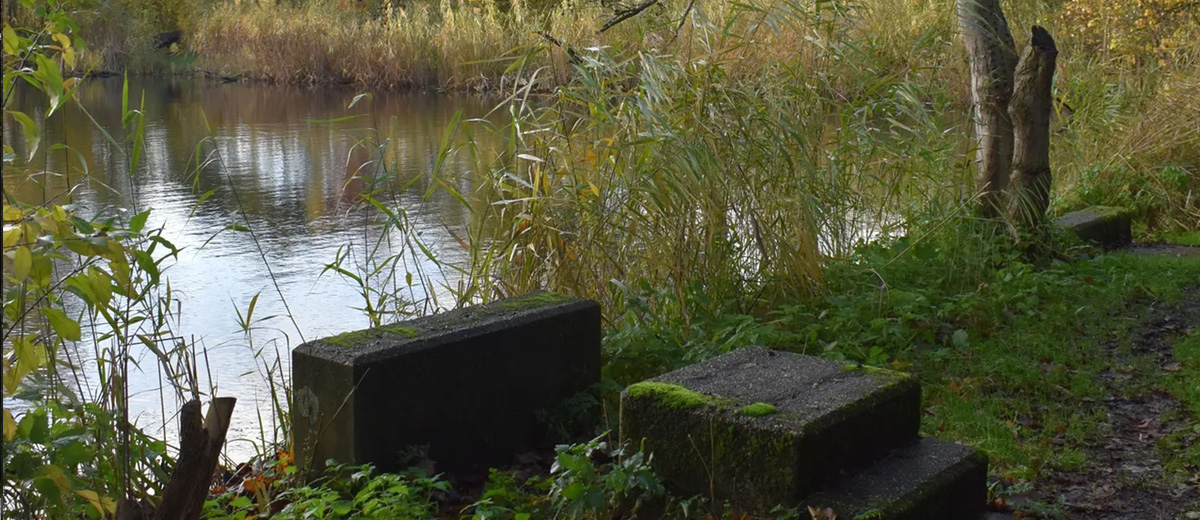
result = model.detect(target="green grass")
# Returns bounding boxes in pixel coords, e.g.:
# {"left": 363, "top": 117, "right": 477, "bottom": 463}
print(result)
{"left": 602, "top": 228, "right": 1200, "bottom": 485}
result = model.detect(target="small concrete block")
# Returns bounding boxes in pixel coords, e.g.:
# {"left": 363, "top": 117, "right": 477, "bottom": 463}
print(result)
{"left": 292, "top": 291, "right": 600, "bottom": 474}
{"left": 1056, "top": 205, "right": 1132, "bottom": 249}
{"left": 619, "top": 347, "right": 920, "bottom": 513}
{"left": 800, "top": 438, "right": 988, "bottom": 520}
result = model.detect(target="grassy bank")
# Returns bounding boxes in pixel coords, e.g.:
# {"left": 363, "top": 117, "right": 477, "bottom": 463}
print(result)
{"left": 196, "top": 238, "right": 1200, "bottom": 519}
{"left": 5, "top": 0, "right": 1200, "bottom": 517}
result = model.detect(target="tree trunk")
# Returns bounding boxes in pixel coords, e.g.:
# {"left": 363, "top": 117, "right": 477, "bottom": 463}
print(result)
{"left": 958, "top": 0, "right": 1018, "bottom": 218}
{"left": 1008, "top": 26, "right": 1058, "bottom": 234}
{"left": 154, "top": 397, "right": 236, "bottom": 520}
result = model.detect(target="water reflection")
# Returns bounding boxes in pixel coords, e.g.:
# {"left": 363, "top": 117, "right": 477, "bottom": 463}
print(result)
{"left": 3, "top": 77, "right": 503, "bottom": 459}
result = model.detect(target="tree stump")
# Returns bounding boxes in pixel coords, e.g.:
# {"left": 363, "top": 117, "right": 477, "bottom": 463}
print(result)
{"left": 1007, "top": 26, "right": 1058, "bottom": 234}
{"left": 153, "top": 397, "right": 236, "bottom": 520}
{"left": 958, "top": 0, "right": 1018, "bottom": 218}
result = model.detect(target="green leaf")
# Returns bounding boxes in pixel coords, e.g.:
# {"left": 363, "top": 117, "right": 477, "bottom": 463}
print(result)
{"left": 54, "top": 441, "right": 90, "bottom": 466}
{"left": 34, "top": 55, "right": 64, "bottom": 116}
{"left": 7, "top": 110, "right": 40, "bottom": 161}
{"left": 43, "top": 307, "right": 82, "bottom": 341}
{"left": 129, "top": 210, "right": 150, "bottom": 233}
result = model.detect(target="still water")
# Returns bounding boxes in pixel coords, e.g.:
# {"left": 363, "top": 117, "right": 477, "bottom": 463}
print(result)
{"left": 3, "top": 77, "right": 503, "bottom": 459}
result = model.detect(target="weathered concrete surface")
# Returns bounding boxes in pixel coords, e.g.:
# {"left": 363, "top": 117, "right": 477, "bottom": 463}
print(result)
{"left": 619, "top": 347, "right": 920, "bottom": 512}
{"left": 293, "top": 291, "right": 601, "bottom": 475}
{"left": 1056, "top": 206, "right": 1132, "bottom": 249}
{"left": 800, "top": 438, "right": 988, "bottom": 520}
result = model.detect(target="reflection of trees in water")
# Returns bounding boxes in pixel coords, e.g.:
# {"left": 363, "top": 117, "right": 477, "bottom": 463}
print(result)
{"left": 3, "top": 76, "right": 506, "bottom": 235}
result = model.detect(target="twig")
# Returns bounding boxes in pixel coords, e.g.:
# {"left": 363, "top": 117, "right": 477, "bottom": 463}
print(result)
{"left": 600, "top": 0, "right": 659, "bottom": 33}
{"left": 537, "top": 31, "right": 581, "bottom": 65}
{"left": 669, "top": 0, "right": 696, "bottom": 45}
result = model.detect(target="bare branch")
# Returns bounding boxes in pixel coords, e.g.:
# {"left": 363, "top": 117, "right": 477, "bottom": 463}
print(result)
{"left": 600, "top": 0, "right": 659, "bottom": 33}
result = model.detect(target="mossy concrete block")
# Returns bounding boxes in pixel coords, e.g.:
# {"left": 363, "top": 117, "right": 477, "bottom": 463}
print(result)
{"left": 292, "top": 291, "right": 600, "bottom": 474}
{"left": 619, "top": 347, "right": 920, "bottom": 512}
{"left": 800, "top": 438, "right": 988, "bottom": 520}
{"left": 1056, "top": 205, "right": 1132, "bottom": 249}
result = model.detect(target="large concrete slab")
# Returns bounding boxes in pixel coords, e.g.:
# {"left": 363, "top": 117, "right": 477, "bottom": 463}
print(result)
{"left": 1056, "top": 206, "right": 1132, "bottom": 249}
{"left": 800, "top": 438, "right": 988, "bottom": 520}
{"left": 619, "top": 347, "right": 920, "bottom": 512}
{"left": 292, "top": 291, "right": 601, "bottom": 474}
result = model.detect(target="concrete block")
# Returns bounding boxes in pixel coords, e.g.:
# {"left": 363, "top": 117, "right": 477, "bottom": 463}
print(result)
{"left": 619, "top": 347, "right": 920, "bottom": 512}
{"left": 800, "top": 438, "right": 988, "bottom": 520}
{"left": 292, "top": 291, "right": 601, "bottom": 474}
{"left": 1056, "top": 205, "right": 1132, "bottom": 249}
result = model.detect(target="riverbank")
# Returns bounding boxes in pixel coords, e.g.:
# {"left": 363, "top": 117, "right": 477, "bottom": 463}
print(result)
{"left": 5, "top": 0, "right": 1199, "bottom": 516}
{"left": 58, "top": 0, "right": 1198, "bottom": 240}
{"left": 196, "top": 238, "right": 1200, "bottom": 519}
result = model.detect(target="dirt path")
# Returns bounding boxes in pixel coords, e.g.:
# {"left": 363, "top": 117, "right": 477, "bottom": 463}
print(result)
{"left": 1024, "top": 282, "right": 1200, "bottom": 519}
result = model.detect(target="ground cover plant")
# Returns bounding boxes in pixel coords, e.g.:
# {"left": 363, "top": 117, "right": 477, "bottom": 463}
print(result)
{"left": 4, "top": 0, "right": 1200, "bottom": 517}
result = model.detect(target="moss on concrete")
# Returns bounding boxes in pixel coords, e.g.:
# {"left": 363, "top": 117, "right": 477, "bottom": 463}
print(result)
{"left": 841, "top": 363, "right": 903, "bottom": 376}
{"left": 742, "top": 402, "right": 778, "bottom": 417}
{"left": 493, "top": 291, "right": 575, "bottom": 310}
{"left": 321, "top": 323, "right": 418, "bottom": 348}
{"left": 1086, "top": 205, "right": 1132, "bottom": 221}
{"left": 625, "top": 381, "right": 729, "bottom": 409}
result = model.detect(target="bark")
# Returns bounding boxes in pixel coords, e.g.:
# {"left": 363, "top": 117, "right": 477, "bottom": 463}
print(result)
{"left": 1008, "top": 26, "right": 1058, "bottom": 234}
{"left": 958, "top": 0, "right": 1018, "bottom": 218}
{"left": 154, "top": 397, "right": 236, "bottom": 520}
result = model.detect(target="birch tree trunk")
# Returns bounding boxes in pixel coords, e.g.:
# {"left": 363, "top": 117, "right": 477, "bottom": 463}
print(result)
{"left": 958, "top": 0, "right": 1018, "bottom": 218}
{"left": 1008, "top": 26, "right": 1058, "bottom": 233}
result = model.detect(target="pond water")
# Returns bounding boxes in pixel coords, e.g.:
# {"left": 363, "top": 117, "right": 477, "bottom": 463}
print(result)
{"left": 3, "top": 77, "right": 504, "bottom": 460}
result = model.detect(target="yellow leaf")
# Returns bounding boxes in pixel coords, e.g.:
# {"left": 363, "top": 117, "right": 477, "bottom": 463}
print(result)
{"left": 2, "top": 25, "right": 17, "bottom": 56}
{"left": 52, "top": 33, "right": 70, "bottom": 50}
{"left": 2, "top": 409, "right": 16, "bottom": 441}
{"left": 586, "top": 180, "right": 600, "bottom": 197}
{"left": 2, "top": 204, "right": 23, "bottom": 221}
{"left": 75, "top": 489, "right": 117, "bottom": 516}
{"left": 40, "top": 465, "right": 71, "bottom": 491}
{"left": 3, "top": 226, "right": 22, "bottom": 249}
{"left": 12, "top": 245, "right": 31, "bottom": 280}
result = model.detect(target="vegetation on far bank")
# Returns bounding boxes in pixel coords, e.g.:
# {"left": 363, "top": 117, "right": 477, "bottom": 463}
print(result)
{"left": 4, "top": 0, "right": 1200, "bottom": 517}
